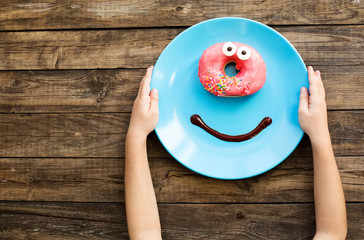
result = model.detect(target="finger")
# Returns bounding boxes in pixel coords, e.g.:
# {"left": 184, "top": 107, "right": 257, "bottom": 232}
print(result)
{"left": 307, "top": 66, "right": 318, "bottom": 84}
{"left": 299, "top": 87, "right": 309, "bottom": 114}
{"left": 139, "top": 66, "right": 154, "bottom": 97}
{"left": 137, "top": 72, "right": 145, "bottom": 95}
{"left": 307, "top": 66, "right": 319, "bottom": 95}
{"left": 138, "top": 66, "right": 153, "bottom": 93}
{"left": 149, "top": 88, "right": 159, "bottom": 113}
{"left": 315, "top": 70, "right": 325, "bottom": 97}
{"left": 315, "top": 70, "right": 320, "bottom": 78}
{"left": 315, "top": 70, "right": 322, "bottom": 85}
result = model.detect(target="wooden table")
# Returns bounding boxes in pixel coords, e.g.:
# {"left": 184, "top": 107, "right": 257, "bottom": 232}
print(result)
{"left": 0, "top": 1, "right": 363, "bottom": 239}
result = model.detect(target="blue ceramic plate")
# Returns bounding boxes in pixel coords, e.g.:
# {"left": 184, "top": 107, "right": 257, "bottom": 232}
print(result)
{"left": 151, "top": 17, "right": 308, "bottom": 179}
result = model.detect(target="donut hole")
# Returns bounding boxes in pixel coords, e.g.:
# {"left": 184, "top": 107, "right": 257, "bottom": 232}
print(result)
{"left": 224, "top": 61, "right": 240, "bottom": 77}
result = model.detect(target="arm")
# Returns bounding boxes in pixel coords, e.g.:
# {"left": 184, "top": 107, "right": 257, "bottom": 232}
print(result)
{"left": 298, "top": 66, "right": 347, "bottom": 240}
{"left": 125, "top": 66, "right": 162, "bottom": 240}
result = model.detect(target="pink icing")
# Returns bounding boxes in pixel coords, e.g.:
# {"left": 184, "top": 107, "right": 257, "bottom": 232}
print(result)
{"left": 198, "top": 42, "right": 267, "bottom": 97}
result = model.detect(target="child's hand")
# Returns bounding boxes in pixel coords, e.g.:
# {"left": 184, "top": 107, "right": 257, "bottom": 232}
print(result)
{"left": 298, "top": 66, "right": 329, "bottom": 143}
{"left": 127, "top": 66, "right": 159, "bottom": 140}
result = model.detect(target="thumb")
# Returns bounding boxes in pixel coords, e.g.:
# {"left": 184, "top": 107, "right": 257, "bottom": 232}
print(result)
{"left": 149, "top": 88, "right": 159, "bottom": 113}
{"left": 299, "top": 87, "right": 309, "bottom": 114}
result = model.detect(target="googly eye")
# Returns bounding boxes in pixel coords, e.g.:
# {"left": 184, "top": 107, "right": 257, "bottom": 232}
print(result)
{"left": 237, "top": 46, "right": 251, "bottom": 60}
{"left": 222, "top": 42, "right": 237, "bottom": 57}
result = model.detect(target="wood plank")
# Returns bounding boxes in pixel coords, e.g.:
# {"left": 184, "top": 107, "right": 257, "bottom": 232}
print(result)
{"left": 0, "top": 202, "right": 126, "bottom": 240}
{"left": 154, "top": 156, "right": 364, "bottom": 203}
{"left": 0, "top": 111, "right": 362, "bottom": 158}
{"left": 0, "top": 65, "right": 362, "bottom": 113}
{"left": 0, "top": 202, "right": 362, "bottom": 239}
{"left": 0, "top": 0, "right": 363, "bottom": 31}
{"left": 0, "top": 28, "right": 180, "bottom": 70}
{"left": 0, "top": 69, "right": 143, "bottom": 113}
{"left": 0, "top": 25, "right": 362, "bottom": 70}
{"left": 0, "top": 156, "right": 362, "bottom": 203}
{"left": 0, "top": 69, "right": 144, "bottom": 113}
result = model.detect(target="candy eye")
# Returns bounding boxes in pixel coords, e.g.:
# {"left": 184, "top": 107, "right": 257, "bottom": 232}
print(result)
{"left": 222, "top": 42, "right": 237, "bottom": 56}
{"left": 237, "top": 46, "right": 251, "bottom": 60}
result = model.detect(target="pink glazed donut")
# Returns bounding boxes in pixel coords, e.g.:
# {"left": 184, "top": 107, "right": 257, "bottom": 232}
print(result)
{"left": 198, "top": 42, "right": 266, "bottom": 97}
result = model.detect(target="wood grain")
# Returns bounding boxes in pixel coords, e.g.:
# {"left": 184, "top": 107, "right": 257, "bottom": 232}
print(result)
{"left": 0, "top": 111, "right": 362, "bottom": 158}
{"left": 0, "top": 26, "right": 363, "bottom": 70}
{"left": 0, "top": 0, "right": 363, "bottom": 30}
{"left": 0, "top": 69, "right": 142, "bottom": 113}
{"left": 0, "top": 202, "right": 362, "bottom": 239}
{"left": 0, "top": 65, "right": 363, "bottom": 113}
{"left": 0, "top": 156, "right": 362, "bottom": 203}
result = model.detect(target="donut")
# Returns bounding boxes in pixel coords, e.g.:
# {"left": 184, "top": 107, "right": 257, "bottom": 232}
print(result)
{"left": 198, "top": 42, "right": 266, "bottom": 97}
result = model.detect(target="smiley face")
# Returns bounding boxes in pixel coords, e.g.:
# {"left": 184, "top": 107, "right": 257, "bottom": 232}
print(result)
{"left": 192, "top": 42, "right": 271, "bottom": 142}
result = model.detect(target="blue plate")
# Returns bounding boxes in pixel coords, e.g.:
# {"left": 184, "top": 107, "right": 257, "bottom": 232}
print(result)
{"left": 151, "top": 17, "right": 308, "bottom": 179}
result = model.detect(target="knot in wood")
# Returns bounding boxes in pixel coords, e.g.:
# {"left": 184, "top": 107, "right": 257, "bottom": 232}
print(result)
{"left": 175, "top": 6, "right": 183, "bottom": 12}
{"left": 236, "top": 211, "right": 245, "bottom": 219}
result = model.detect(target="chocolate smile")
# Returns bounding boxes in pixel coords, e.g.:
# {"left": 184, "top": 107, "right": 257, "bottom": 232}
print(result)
{"left": 190, "top": 114, "right": 272, "bottom": 142}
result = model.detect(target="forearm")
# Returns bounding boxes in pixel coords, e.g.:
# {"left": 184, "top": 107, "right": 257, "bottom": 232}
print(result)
{"left": 125, "top": 136, "right": 162, "bottom": 240}
{"left": 311, "top": 132, "right": 347, "bottom": 239}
